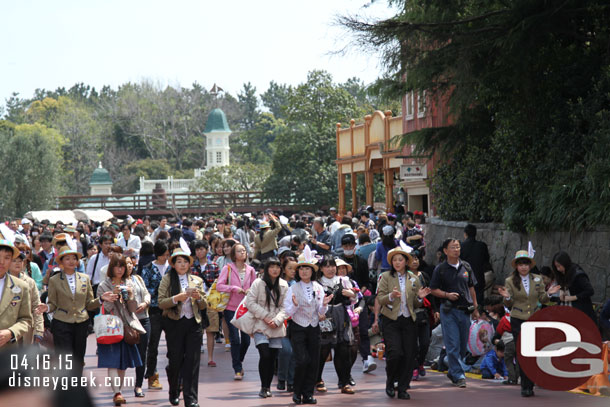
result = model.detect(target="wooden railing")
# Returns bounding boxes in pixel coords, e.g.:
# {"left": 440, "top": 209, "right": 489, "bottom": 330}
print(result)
{"left": 56, "top": 191, "right": 317, "bottom": 215}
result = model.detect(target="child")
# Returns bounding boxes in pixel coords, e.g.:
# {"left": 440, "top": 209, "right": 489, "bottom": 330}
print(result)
{"left": 480, "top": 341, "right": 508, "bottom": 380}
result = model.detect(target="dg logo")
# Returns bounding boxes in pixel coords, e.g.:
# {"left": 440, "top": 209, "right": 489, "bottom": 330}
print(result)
{"left": 517, "top": 306, "right": 604, "bottom": 391}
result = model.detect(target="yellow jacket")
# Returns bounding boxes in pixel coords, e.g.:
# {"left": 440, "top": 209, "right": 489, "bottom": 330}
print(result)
{"left": 503, "top": 273, "right": 549, "bottom": 320}
{"left": 158, "top": 272, "right": 207, "bottom": 324}
{"left": 47, "top": 271, "right": 100, "bottom": 324}
{"left": 377, "top": 270, "right": 422, "bottom": 322}
{"left": 0, "top": 274, "right": 32, "bottom": 342}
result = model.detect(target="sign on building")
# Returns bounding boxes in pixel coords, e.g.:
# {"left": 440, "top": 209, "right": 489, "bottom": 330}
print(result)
{"left": 400, "top": 164, "right": 427, "bottom": 180}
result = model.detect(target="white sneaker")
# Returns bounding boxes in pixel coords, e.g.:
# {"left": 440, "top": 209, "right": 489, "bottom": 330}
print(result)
{"left": 363, "top": 355, "right": 377, "bottom": 373}
{"left": 225, "top": 343, "right": 231, "bottom": 352}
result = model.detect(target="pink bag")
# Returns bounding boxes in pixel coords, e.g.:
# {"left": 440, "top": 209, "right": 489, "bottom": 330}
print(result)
{"left": 347, "top": 307, "right": 359, "bottom": 327}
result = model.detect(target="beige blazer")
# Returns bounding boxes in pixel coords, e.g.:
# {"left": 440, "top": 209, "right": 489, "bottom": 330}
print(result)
{"left": 377, "top": 270, "right": 422, "bottom": 322}
{"left": 17, "top": 272, "right": 44, "bottom": 344}
{"left": 47, "top": 271, "right": 100, "bottom": 324}
{"left": 158, "top": 272, "right": 207, "bottom": 324}
{"left": 245, "top": 277, "right": 288, "bottom": 338}
{"left": 503, "top": 273, "right": 549, "bottom": 320}
{"left": 0, "top": 274, "right": 32, "bottom": 343}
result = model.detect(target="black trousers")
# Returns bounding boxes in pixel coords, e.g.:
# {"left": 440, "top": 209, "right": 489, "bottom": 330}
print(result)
{"left": 164, "top": 316, "right": 203, "bottom": 405}
{"left": 414, "top": 313, "right": 431, "bottom": 366}
{"left": 289, "top": 321, "right": 320, "bottom": 398}
{"left": 51, "top": 319, "right": 89, "bottom": 378}
{"left": 145, "top": 307, "right": 164, "bottom": 378}
{"left": 511, "top": 317, "right": 534, "bottom": 391}
{"left": 135, "top": 317, "right": 151, "bottom": 388}
{"left": 358, "top": 306, "right": 371, "bottom": 360}
{"left": 318, "top": 341, "right": 352, "bottom": 387}
{"left": 382, "top": 315, "right": 417, "bottom": 393}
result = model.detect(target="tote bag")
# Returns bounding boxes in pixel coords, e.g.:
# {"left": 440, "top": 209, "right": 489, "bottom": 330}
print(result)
{"left": 230, "top": 297, "right": 256, "bottom": 334}
{"left": 94, "top": 305, "right": 124, "bottom": 345}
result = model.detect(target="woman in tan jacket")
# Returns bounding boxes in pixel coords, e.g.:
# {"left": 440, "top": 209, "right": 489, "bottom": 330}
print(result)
{"left": 253, "top": 215, "right": 282, "bottom": 261}
{"left": 36, "top": 246, "right": 110, "bottom": 377}
{"left": 244, "top": 257, "right": 289, "bottom": 398}
{"left": 498, "top": 250, "right": 560, "bottom": 398}
{"left": 377, "top": 247, "right": 430, "bottom": 400}
{"left": 158, "top": 248, "right": 206, "bottom": 407}
{"left": 10, "top": 252, "right": 43, "bottom": 345}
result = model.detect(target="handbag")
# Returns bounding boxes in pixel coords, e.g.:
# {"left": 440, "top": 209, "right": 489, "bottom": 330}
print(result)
{"left": 94, "top": 305, "right": 124, "bottom": 345}
{"left": 206, "top": 269, "right": 232, "bottom": 311}
{"left": 319, "top": 317, "right": 335, "bottom": 333}
{"left": 124, "top": 324, "right": 140, "bottom": 345}
{"left": 230, "top": 297, "right": 256, "bottom": 334}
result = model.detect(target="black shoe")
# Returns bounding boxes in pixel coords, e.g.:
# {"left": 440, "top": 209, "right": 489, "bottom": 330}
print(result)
{"left": 521, "top": 389, "right": 534, "bottom": 397}
{"left": 169, "top": 397, "right": 180, "bottom": 406}
{"left": 397, "top": 391, "right": 411, "bottom": 400}
{"left": 277, "top": 380, "right": 286, "bottom": 390}
{"left": 292, "top": 394, "right": 302, "bottom": 404}
{"left": 287, "top": 384, "right": 294, "bottom": 393}
{"left": 302, "top": 396, "right": 317, "bottom": 404}
{"left": 265, "top": 389, "right": 272, "bottom": 398}
{"left": 503, "top": 380, "right": 517, "bottom": 385}
{"left": 187, "top": 403, "right": 200, "bottom": 407}
{"left": 134, "top": 388, "right": 145, "bottom": 397}
{"left": 385, "top": 383, "right": 396, "bottom": 398}
{"left": 259, "top": 388, "right": 268, "bottom": 398}
{"left": 348, "top": 377, "right": 356, "bottom": 386}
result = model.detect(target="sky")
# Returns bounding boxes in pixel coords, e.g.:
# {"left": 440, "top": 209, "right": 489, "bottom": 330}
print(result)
{"left": 1, "top": 0, "right": 396, "bottom": 105}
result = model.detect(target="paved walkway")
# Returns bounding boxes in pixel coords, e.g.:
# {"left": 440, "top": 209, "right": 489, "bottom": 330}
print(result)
{"left": 84, "top": 334, "right": 608, "bottom": 407}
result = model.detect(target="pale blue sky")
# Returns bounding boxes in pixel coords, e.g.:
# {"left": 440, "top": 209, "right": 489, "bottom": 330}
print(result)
{"left": 1, "top": 0, "right": 394, "bottom": 104}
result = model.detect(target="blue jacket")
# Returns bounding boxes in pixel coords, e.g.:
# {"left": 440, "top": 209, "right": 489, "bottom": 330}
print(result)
{"left": 480, "top": 349, "right": 508, "bottom": 377}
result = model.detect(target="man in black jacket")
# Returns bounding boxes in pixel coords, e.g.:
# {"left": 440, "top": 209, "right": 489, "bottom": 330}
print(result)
{"left": 460, "top": 224, "right": 490, "bottom": 305}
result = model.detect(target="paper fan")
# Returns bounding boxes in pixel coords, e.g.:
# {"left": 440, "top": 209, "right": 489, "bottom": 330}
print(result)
{"left": 528, "top": 241, "right": 536, "bottom": 258}
{"left": 0, "top": 223, "right": 15, "bottom": 244}
{"left": 179, "top": 237, "right": 191, "bottom": 255}
{"left": 65, "top": 235, "right": 77, "bottom": 252}
{"left": 399, "top": 240, "right": 413, "bottom": 253}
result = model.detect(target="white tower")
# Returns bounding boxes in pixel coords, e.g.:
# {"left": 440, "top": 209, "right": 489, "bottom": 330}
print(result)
{"left": 204, "top": 108, "right": 232, "bottom": 168}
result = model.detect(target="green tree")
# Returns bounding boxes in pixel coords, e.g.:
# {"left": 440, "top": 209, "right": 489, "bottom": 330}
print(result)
{"left": 237, "top": 82, "right": 259, "bottom": 131}
{"left": 193, "top": 163, "right": 271, "bottom": 192}
{"left": 265, "top": 70, "right": 360, "bottom": 206}
{"left": 0, "top": 123, "right": 64, "bottom": 217}
{"left": 261, "top": 81, "right": 292, "bottom": 120}
{"left": 231, "top": 112, "right": 285, "bottom": 165}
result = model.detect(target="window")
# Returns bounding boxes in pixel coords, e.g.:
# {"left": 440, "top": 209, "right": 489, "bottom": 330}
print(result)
{"left": 417, "top": 91, "right": 426, "bottom": 118}
{"left": 216, "top": 151, "right": 222, "bottom": 164}
{"left": 405, "top": 91, "right": 414, "bottom": 119}
{"left": 208, "top": 152, "right": 212, "bottom": 165}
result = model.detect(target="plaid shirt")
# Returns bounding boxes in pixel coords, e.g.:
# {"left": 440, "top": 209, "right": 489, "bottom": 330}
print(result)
{"left": 192, "top": 258, "right": 219, "bottom": 289}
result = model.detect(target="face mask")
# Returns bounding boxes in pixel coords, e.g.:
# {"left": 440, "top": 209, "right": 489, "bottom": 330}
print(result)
{"left": 31, "top": 231, "right": 39, "bottom": 236}
{"left": 343, "top": 249, "right": 355, "bottom": 256}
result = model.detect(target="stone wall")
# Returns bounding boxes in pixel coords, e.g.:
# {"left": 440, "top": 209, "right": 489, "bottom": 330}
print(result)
{"left": 423, "top": 218, "right": 610, "bottom": 303}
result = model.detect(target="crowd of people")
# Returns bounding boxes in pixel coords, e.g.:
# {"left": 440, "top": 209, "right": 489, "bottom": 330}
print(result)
{"left": 0, "top": 207, "right": 608, "bottom": 406}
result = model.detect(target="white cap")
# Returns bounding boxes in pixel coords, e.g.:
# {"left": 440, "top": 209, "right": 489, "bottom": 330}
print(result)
{"left": 279, "top": 215, "right": 289, "bottom": 225}
{"left": 21, "top": 218, "right": 31, "bottom": 224}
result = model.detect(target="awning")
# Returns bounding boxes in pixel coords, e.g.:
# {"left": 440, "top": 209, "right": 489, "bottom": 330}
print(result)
{"left": 24, "top": 210, "right": 79, "bottom": 225}
{"left": 72, "top": 209, "right": 114, "bottom": 223}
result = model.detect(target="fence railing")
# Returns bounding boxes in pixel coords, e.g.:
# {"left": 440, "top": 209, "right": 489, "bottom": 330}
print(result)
{"left": 56, "top": 191, "right": 315, "bottom": 214}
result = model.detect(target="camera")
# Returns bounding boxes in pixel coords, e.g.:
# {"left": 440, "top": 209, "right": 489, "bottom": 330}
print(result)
{"left": 119, "top": 285, "right": 129, "bottom": 302}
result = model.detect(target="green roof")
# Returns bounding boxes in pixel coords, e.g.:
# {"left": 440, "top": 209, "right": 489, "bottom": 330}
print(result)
{"left": 204, "top": 108, "right": 231, "bottom": 133}
{"left": 89, "top": 164, "right": 113, "bottom": 185}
